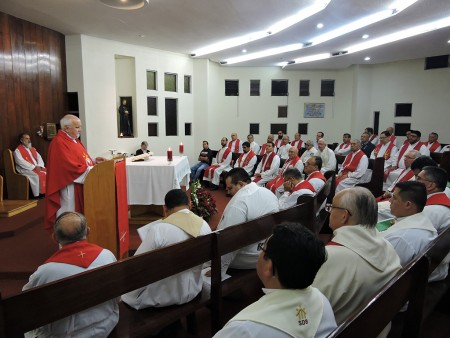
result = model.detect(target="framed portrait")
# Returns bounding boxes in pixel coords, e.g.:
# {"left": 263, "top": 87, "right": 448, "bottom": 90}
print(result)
{"left": 304, "top": 103, "right": 325, "bottom": 118}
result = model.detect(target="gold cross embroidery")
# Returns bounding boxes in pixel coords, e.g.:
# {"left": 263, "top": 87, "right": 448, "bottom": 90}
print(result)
{"left": 78, "top": 251, "right": 86, "bottom": 258}
{"left": 120, "top": 231, "right": 127, "bottom": 242}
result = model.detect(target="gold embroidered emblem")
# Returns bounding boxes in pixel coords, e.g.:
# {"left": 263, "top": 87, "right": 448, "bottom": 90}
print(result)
{"left": 78, "top": 251, "right": 86, "bottom": 258}
{"left": 296, "top": 306, "right": 308, "bottom": 326}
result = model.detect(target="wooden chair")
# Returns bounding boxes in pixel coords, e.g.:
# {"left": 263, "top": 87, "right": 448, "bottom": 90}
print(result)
{"left": 357, "top": 157, "right": 385, "bottom": 197}
{"left": 2, "top": 149, "right": 29, "bottom": 200}
{"left": 439, "top": 151, "right": 450, "bottom": 181}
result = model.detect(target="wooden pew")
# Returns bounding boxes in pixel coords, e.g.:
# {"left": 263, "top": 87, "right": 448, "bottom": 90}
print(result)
{"left": 357, "top": 157, "right": 385, "bottom": 197}
{"left": 2, "top": 149, "right": 29, "bottom": 200}
{"left": 0, "top": 233, "right": 214, "bottom": 338}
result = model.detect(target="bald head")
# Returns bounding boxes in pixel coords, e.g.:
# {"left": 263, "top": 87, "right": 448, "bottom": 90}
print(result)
{"left": 54, "top": 212, "right": 88, "bottom": 245}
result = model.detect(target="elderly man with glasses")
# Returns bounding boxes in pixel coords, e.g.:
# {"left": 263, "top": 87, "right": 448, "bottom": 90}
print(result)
{"left": 313, "top": 187, "right": 402, "bottom": 325}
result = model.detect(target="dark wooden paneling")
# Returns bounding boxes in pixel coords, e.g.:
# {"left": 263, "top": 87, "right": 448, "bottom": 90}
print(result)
{"left": 0, "top": 12, "right": 67, "bottom": 196}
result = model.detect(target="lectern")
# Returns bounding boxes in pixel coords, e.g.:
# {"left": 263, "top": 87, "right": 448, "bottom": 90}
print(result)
{"left": 83, "top": 157, "right": 129, "bottom": 258}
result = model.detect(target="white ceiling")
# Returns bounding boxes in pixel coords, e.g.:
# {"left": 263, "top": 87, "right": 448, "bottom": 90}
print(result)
{"left": 0, "top": 0, "right": 449, "bottom": 70}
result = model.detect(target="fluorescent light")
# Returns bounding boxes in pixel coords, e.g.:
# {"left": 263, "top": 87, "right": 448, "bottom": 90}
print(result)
{"left": 290, "top": 53, "right": 331, "bottom": 65}
{"left": 99, "top": 0, "right": 148, "bottom": 10}
{"left": 223, "top": 44, "right": 303, "bottom": 65}
{"left": 346, "top": 16, "right": 450, "bottom": 54}
{"left": 192, "top": 0, "right": 331, "bottom": 57}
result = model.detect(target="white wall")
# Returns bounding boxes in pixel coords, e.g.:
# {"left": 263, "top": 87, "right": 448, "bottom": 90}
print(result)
{"left": 66, "top": 34, "right": 450, "bottom": 165}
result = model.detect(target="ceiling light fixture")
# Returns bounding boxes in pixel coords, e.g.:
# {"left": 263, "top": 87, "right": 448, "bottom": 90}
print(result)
{"left": 191, "top": 0, "right": 331, "bottom": 57}
{"left": 364, "top": 56, "right": 371, "bottom": 61}
{"left": 99, "top": 0, "right": 149, "bottom": 10}
{"left": 223, "top": 44, "right": 304, "bottom": 65}
{"left": 362, "top": 34, "right": 370, "bottom": 39}
{"left": 316, "top": 23, "right": 324, "bottom": 29}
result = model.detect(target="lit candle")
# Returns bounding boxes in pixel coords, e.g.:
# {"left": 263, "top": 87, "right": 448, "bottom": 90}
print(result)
{"left": 179, "top": 142, "right": 184, "bottom": 154}
{"left": 167, "top": 147, "right": 173, "bottom": 162}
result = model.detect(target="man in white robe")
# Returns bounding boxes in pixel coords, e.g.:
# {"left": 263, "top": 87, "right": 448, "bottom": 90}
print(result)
{"left": 253, "top": 142, "right": 280, "bottom": 186}
{"left": 278, "top": 168, "right": 315, "bottom": 210}
{"left": 334, "top": 133, "right": 352, "bottom": 156}
{"left": 277, "top": 135, "right": 290, "bottom": 160}
{"left": 426, "top": 132, "right": 442, "bottom": 152}
{"left": 316, "top": 139, "right": 337, "bottom": 174}
{"left": 300, "top": 140, "right": 318, "bottom": 163}
{"left": 313, "top": 187, "right": 402, "bottom": 324}
{"left": 335, "top": 139, "right": 369, "bottom": 193}
{"left": 122, "top": 189, "right": 211, "bottom": 309}
{"left": 233, "top": 142, "right": 257, "bottom": 175}
{"left": 313, "top": 131, "right": 324, "bottom": 150}
{"left": 247, "top": 134, "right": 260, "bottom": 155}
{"left": 214, "top": 224, "right": 336, "bottom": 338}
{"left": 23, "top": 212, "right": 119, "bottom": 338}
{"left": 228, "top": 132, "right": 243, "bottom": 153}
{"left": 370, "top": 131, "right": 398, "bottom": 169}
{"left": 291, "top": 132, "right": 305, "bottom": 150}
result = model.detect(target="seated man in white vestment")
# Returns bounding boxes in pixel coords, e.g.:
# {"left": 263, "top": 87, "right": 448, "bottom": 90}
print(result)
{"left": 232, "top": 141, "right": 257, "bottom": 175}
{"left": 335, "top": 139, "right": 369, "bottom": 193}
{"left": 253, "top": 142, "right": 280, "bottom": 187}
{"left": 370, "top": 131, "right": 398, "bottom": 170}
{"left": 203, "top": 137, "right": 232, "bottom": 190}
{"left": 278, "top": 168, "right": 315, "bottom": 210}
{"left": 316, "top": 139, "right": 336, "bottom": 174}
{"left": 214, "top": 223, "right": 337, "bottom": 338}
{"left": 208, "top": 168, "right": 279, "bottom": 277}
{"left": 334, "top": 133, "right": 352, "bottom": 156}
{"left": 14, "top": 132, "right": 47, "bottom": 198}
{"left": 276, "top": 135, "right": 291, "bottom": 160}
{"left": 23, "top": 212, "right": 119, "bottom": 338}
{"left": 247, "top": 134, "right": 260, "bottom": 155}
{"left": 300, "top": 140, "right": 318, "bottom": 163}
{"left": 122, "top": 189, "right": 212, "bottom": 309}
{"left": 312, "top": 187, "right": 402, "bottom": 324}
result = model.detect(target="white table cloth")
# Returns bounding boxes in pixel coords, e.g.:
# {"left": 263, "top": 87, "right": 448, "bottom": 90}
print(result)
{"left": 126, "top": 156, "right": 190, "bottom": 205}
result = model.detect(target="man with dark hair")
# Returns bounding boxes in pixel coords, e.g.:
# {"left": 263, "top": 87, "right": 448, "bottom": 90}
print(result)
{"left": 247, "top": 134, "right": 260, "bottom": 155}
{"left": 304, "top": 156, "right": 326, "bottom": 192}
{"left": 233, "top": 141, "right": 257, "bottom": 174}
{"left": 360, "top": 132, "right": 375, "bottom": 157}
{"left": 381, "top": 181, "right": 437, "bottom": 267}
{"left": 135, "top": 141, "right": 151, "bottom": 155}
{"left": 190, "top": 140, "right": 213, "bottom": 180}
{"left": 253, "top": 142, "right": 280, "bottom": 186}
{"left": 313, "top": 131, "right": 324, "bottom": 149}
{"left": 214, "top": 224, "right": 337, "bottom": 338}
{"left": 313, "top": 187, "right": 401, "bottom": 324}
{"left": 371, "top": 130, "right": 398, "bottom": 169}
{"left": 23, "top": 212, "right": 119, "bottom": 337}
{"left": 278, "top": 168, "right": 315, "bottom": 210}
{"left": 364, "top": 127, "right": 378, "bottom": 145}
{"left": 410, "top": 155, "right": 438, "bottom": 177}
{"left": 258, "top": 134, "right": 275, "bottom": 155}
{"left": 14, "top": 132, "right": 47, "bottom": 198}
{"left": 122, "top": 189, "right": 211, "bottom": 309}
{"left": 203, "top": 137, "right": 232, "bottom": 190}
{"left": 214, "top": 168, "right": 278, "bottom": 276}
{"left": 274, "top": 130, "right": 284, "bottom": 148}
{"left": 334, "top": 133, "right": 352, "bottom": 156}
{"left": 426, "top": 132, "right": 441, "bottom": 152}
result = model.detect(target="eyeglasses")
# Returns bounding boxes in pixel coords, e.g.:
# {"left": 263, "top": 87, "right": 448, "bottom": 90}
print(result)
{"left": 325, "top": 203, "right": 352, "bottom": 216}
{"left": 257, "top": 242, "right": 266, "bottom": 251}
{"left": 416, "top": 175, "right": 433, "bottom": 183}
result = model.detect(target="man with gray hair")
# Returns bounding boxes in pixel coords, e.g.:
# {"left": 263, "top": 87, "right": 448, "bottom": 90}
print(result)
{"left": 300, "top": 140, "right": 318, "bottom": 163}
{"left": 23, "top": 212, "right": 119, "bottom": 337}
{"left": 336, "top": 139, "right": 369, "bottom": 192}
{"left": 313, "top": 187, "right": 402, "bottom": 324}
{"left": 316, "top": 139, "right": 336, "bottom": 174}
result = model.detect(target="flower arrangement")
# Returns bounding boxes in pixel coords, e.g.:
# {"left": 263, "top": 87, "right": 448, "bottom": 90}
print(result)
{"left": 190, "top": 180, "right": 218, "bottom": 221}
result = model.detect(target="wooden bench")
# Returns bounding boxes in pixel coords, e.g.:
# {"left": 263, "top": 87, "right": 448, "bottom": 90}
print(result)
{"left": 356, "top": 157, "right": 385, "bottom": 197}
{"left": 2, "top": 149, "right": 30, "bottom": 200}
{"left": 0, "top": 175, "right": 37, "bottom": 218}
{"left": 0, "top": 233, "right": 214, "bottom": 338}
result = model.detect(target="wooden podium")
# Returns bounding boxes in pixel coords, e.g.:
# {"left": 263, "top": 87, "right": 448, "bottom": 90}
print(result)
{"left": 83, "top": 158, "right": 129, "bottom": 259}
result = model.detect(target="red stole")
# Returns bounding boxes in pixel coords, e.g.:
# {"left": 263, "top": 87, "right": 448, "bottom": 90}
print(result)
{"left": 17, "top": 144, "right": 47, "bottom": 194}
{"left": 341, "top": 150, "right": 365, "bottom": 175}
{"left": 45, "top": 241, "right": 103, "bottom": 268}
{"left": 237, "top": 150, "right": 255, "bottom": 168}
{"left": 396, "top": 142, "right": 423, "bottom": 166}
{"left": 291, "top": 140, "right": 303, "bottom": 149}
{"left": 259, "top": 144, "right": 267, "bottom": 156}
{"left": 45, "top": 130, "right": 94, "bottom": 232}
{"left": 428, "top": 141, "right": 441, "bottom": 152}
{"left": 290, "top": 180, "right": 315, "bottom": 194}
{"left": 266, "top": 156, "right": 300, "bottom": 193}
{"left": 426, "top": 193, "right": 450, "bottom": 208}
{"left": 337, "top": 143, "right": 350, "bottom": 151}
{"left": 204, "top": 147, "right": 231, "bottom": 179}
{"left": 373, "top": 142, "right": 395, "bottom": 160}
{"left": 396, "top": 168, "right": 415, "bottom": 184}
{"left": 390, "top": 135, "right": 396, "bottom": 144}
{"left": 228, "top": 139, "right": 241, "bottom": 153}
{"left": 274, "top": 139, "right": 282, "bottom": 148}
{"left": 306, "top": 171, "right": 326, "bottom": 183}
{"left": 253, "top": 152, "right": 276, "bottom": 183}
{"left": 327, "top": 241, "right": 344, "bottom": 247}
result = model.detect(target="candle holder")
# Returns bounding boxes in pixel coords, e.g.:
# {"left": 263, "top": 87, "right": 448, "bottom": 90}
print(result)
{"left": 179, "top": 142, "right": 184, "bottom": 155}
{"left": 167, "top": 148, "right": 173, "bottom": 163}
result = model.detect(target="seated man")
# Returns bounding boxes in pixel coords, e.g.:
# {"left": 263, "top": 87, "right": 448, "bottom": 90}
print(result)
{"left": 203, "top": 137, "right": 232, "bottom": 190}
{"left": 233, "top": 141, "right": 257, "bottom": 175}
{"left": 253, "top": 142, "right": 280, "bottom": 187}
{"left": 313, "top": 187, "right": 402, "bottom": 324}
{"left": 365, "top": 127, "right": 378, "bottom": 145}
{"left": 278, "top": 168, "right": 315, "bottom": 210}
{"left": 335, "top": 139, "right": 369, "bottom": 193}
{"left": 190, "top": 140, "right": 213, "bottom": 181}
{"left": 300, "top": 140, "right": 318, "bottom": 163}
{"left": 316, "top": 139, "right": 337, "bottom": 173}
{"left": 370, "top": 130, "right": 398, "bottom": 169}
{"left": 247, "top": 134, "right": 260, "bottom": 155}
{"left": 135, "top": 141, "right": 151, "bottom": 155}
{"left": 266, "top": 146, "right": 303, "bottom": 197}
{"left": 313, "top": 131, "right": 324, "bottom": 150}
{"left": 381, "top": 181, "right": 437, "bottom": 268}
{"left": 277, "top": 135, "right": 291, "bottom": 160}
{"left": 360, "top": 132, "right": 375, "bottom": 157}
{"left": 334, "top": 133, "right": 352, "bottom": 156}
{"left": 23, "top": 212, "right": 119, "bottom": 337}
{"left": 259, "top": 134, "right": 276, "bottom": 155}
{"left": 386, "top": 127, "right": 398, "bottom": 147}
{"left": 291, "top": 132, "right": 305, "bottom": 150}
{"left": 14, "top": 133, "right": 46, "bottom": 198}
{"left": 426, "top": 132, "right": 441, "bottom": 152}
{"left": 274, "top": 130, "right": 284, "bottom": 149}
{"left": 122, "top": 189, "right": 212, "bottom": 309}
{"left": 304, "top": 156, "right": 326, "bottom": 192}
{"left": 228, "top": 132, "right": 243, "bottom": 153}
{"left": 214, "top": 223, "right": 337, "bottom": 338}
{"left": 215, "top": 168, "right": 279, "bottom": 276}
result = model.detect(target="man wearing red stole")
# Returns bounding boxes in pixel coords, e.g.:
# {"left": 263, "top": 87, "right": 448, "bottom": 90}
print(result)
{"left": 370, "top": 130, "right": 398, "bottom": 169}
{"left": 426, "top": 132, "right": 442, "bottom": 153}
{"left": 23, "top": 212, "right": 119, "bottom": 337}
{"left": 274, "top": 130, "right": 284, "bottom": 149}
{"left": 336, "top": 139, "right": 369, "bottom": 192}
{"left": 291, "top": 132, "right": 304, "bottom": 150}
{"left": 278, "top": 168, "right": 315, "bottom": 210}
{"left": 304, "top": 156, "right": 326, "bottom": 192}
{"left": 203, "top": 137, "right": 232, "bottom": 190}
{"left": 234, "top": 142, "right": 257, "bottom": 175}
{"left": 253, "top": 142, "right": 280, "bottom": 187}
{"left": 365, "top": 127, "right": 378, "bottom": 145}
{"left": 334, "top": 133, "right": 352, "bottom": 156}
{"left": 14, "top": 133, "right": 46, "bottom": 198}
{"left": 386, "top": 127, "right": 397, "bottom": 147}
{"left": 266, "top": 147, "right": 303, "bottom": 197}
{"left": 258, "top": 134, "right": 276, "bottom": 155}
{"left": 45, "top": 114, "right": 106, "bottom": 232}
{"left": 228, "top": 132, "right": 243, "bottom": 153}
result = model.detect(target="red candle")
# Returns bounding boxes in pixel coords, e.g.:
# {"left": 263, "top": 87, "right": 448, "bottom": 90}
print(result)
{"left": 179, "top": 142, "right": 184, "bottom": 154}
{"left": 167, "top": 147, "right": 173, "bottom": 161}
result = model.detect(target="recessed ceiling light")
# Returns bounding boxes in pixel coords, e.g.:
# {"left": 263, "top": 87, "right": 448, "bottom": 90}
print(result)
{"left": 364, "top": 57, "right": 371, "bottom": 61}
{"left": 99, "top": 0, "right": 149, "bottom": 10}
{"left": 362, "top": 34, "right": 369, "bottom": 39}
{"left": 242, "top": 49, "right": 247, "bottom": 53}
{"left": 317, "top": 23, "right": 324, "bottom": 29}
{"left": 447, "top": 40, "right": 450, "bottom": 43}
{"left": 138, "top": 34, "right": 145, "bottom": 38}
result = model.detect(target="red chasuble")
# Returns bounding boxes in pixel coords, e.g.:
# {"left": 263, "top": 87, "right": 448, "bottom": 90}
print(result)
{"left": 253, "top": 152, "right": 276, "bottom": 183}
{"left": 45, "top": 130, "right": 94, "bottom": 232}
{"left": 45, "top": 241, "right": 103, "bottom": 268}
{"left": 426, "top": 193, "right": 450, "bottom": 207}
{"left": 204, "top": 147, "right": 231, "bottom": 179}
{"left": 373, "top": 142, "right": 395, "bottom": 160}
{"left": 291, "top": 140, "right": 303, "bottom": 149}
{"left": 17, "top": 144, "right": 47, "bottom": 194}
{"left": 237, "top": 150, "right": 256, "bottom": 168}
{"left": 228, "top": 139, "right": 241, "bottom": 153}
{"left": 266, "top": 156, "right": 300, "bottom": 193}
{"left": 428, "top": 141, "right": 441, "bottom": 152}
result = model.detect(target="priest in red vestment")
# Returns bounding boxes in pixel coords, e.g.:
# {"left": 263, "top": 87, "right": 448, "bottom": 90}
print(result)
{"left": 336, "top": 139, "right": 369, "bottom": 192}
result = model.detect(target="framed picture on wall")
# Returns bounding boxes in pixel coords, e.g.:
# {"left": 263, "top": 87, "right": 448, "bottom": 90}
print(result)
{"left": 304, "top": 103, "right": 325, "bottom": 118}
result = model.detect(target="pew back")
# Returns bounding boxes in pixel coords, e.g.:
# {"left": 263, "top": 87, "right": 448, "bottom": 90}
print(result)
{"left": 2, "top": 149, "right": 29, "bottom": 200}
{"left": 356, "top": 157, "right": 385, "bottom": 197}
